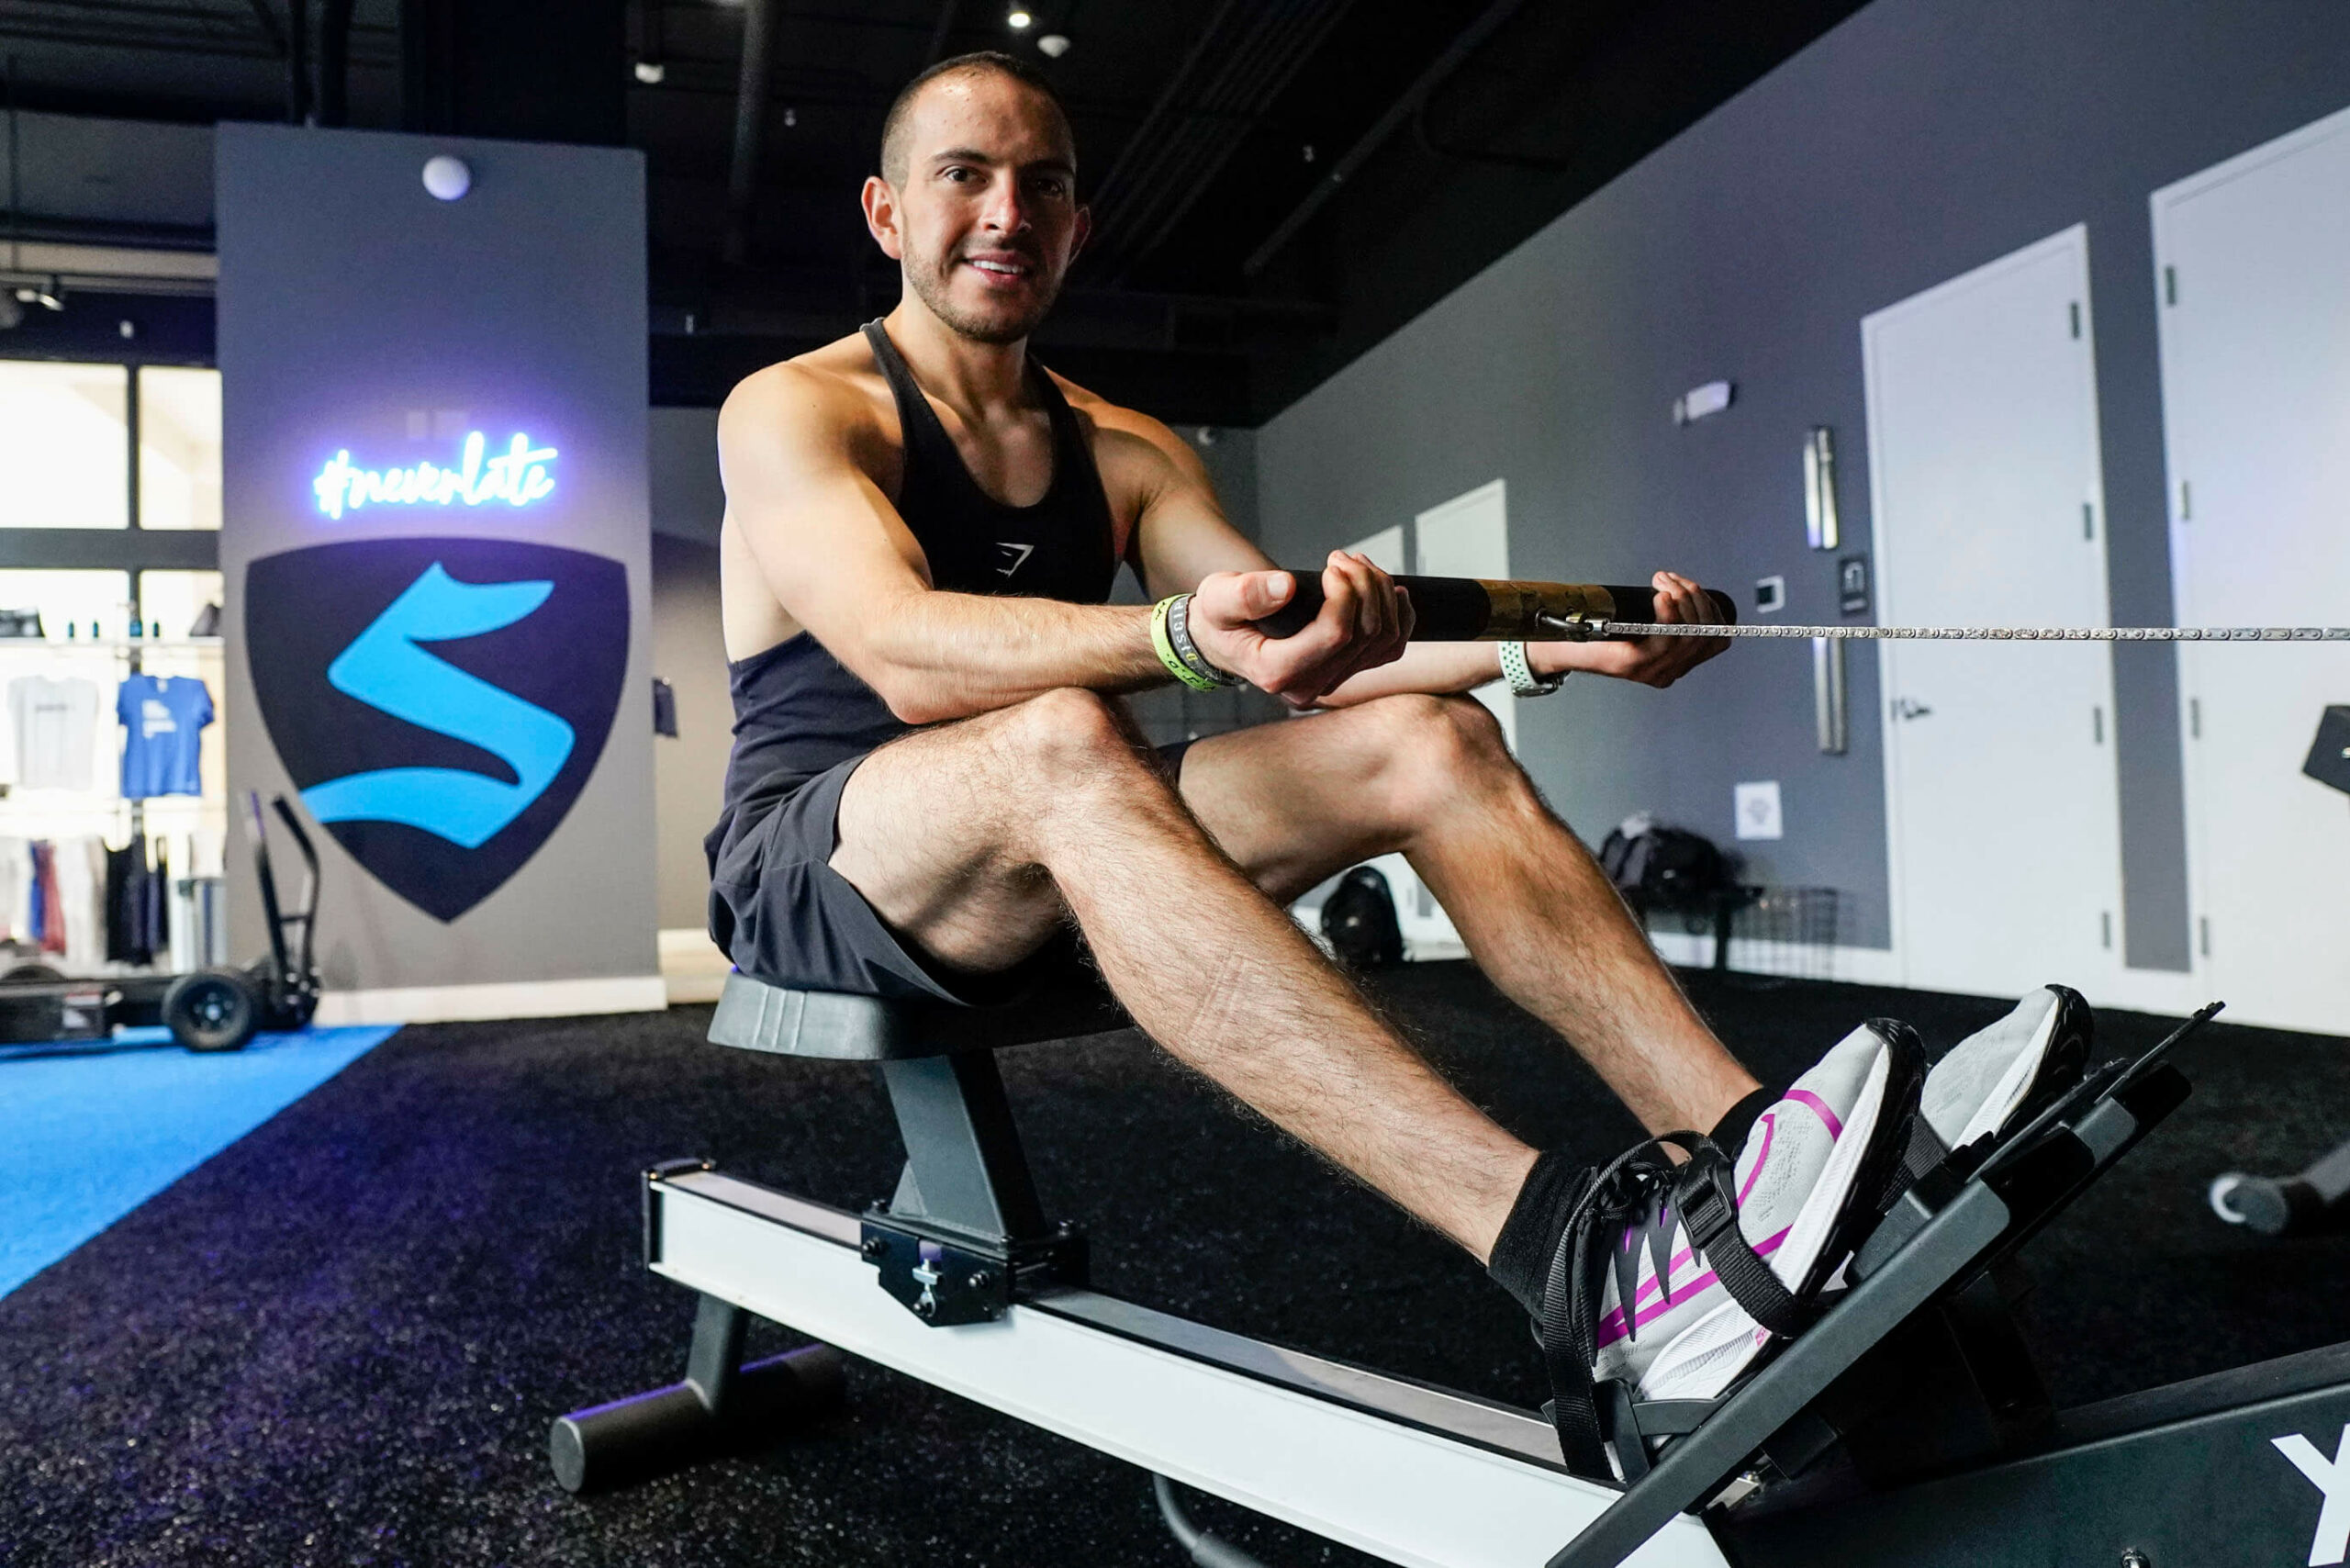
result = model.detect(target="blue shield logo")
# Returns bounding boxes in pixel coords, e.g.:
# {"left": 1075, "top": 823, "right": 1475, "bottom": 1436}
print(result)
{"left": 247, "top": 538, "right": 629, "bottom": 922}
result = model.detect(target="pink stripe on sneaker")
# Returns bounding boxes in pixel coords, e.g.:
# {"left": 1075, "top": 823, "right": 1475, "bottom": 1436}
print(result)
{"left": 1595, "top": 1225, "right": 1793, "bottom": 1348}
{"left": 1735, "top": 1114, "right": 1776, "bottom": 1206}
{"left": 1786, "top": 1089, "right": 1842, "bottom": 1138}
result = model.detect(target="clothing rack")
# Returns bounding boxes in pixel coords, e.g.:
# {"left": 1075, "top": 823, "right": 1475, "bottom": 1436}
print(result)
{"left": 2, "top": 633, "right": 228, "bottom": 975}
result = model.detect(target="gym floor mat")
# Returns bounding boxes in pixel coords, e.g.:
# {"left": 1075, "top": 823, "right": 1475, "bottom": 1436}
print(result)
{"left": 0, "top": 970, "right": 2341, "bottom": 1566}
{"left": 1, "top": 1025, "right": 397, "bottom": 1299}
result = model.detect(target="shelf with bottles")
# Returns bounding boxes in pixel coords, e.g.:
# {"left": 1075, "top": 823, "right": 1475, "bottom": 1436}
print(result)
{"left": 0, "top": 635, "right": 224, "bottom": 655}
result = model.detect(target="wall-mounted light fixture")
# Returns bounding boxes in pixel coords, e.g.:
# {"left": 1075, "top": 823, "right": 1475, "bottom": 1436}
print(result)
{"left": 1804, "top": 425, "right": 1840, "bottom": 550}
{"left": 421, "top": 155, "right": 473, "bottom": 202}
{"left": 1672, "top": 379, "right": 1734, "bottom": 426}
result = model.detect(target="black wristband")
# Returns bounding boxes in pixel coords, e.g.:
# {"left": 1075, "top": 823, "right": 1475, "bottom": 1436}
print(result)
{"left": 1488, "top": 1145, "right": 1591, "bottom": 1319}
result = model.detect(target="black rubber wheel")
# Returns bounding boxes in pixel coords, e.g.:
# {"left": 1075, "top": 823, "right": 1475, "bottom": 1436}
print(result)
{"left": 3, "top": 961, "right": 68, "bottom": 986}
{"left": 163, "top": 968, "right": 259, "bottom": 1052}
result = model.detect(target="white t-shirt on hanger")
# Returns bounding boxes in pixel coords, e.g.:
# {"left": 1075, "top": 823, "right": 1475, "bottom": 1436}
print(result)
{"left": 9, "top": 675, "right": 103, "bottom": 791}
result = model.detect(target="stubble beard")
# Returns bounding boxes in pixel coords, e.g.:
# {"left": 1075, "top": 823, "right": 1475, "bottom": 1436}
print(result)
{"left": 905, "top": 246, "right": 1061, "bottom": 345}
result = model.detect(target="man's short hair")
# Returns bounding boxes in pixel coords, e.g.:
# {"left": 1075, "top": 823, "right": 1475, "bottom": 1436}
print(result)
{"left": 878, "top": 50, "right": 1075, "bottom": 186}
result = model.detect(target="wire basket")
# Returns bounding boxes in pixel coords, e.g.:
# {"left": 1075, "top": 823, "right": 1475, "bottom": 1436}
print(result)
{"left": 1721, "top": 887, "right": 1841, "bottom": 980}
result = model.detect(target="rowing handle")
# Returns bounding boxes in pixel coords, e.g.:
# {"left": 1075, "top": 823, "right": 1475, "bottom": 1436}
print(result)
{"left": 1249, "top": 575, "right": 1736, "bottom": 641}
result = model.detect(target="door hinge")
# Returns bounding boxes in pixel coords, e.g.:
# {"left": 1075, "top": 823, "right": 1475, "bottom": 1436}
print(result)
{"left": 2165, "top": 265, "right": 2178, "bottom": 306}
{"left": 2180, "top": 479, "right": 2192, "bottom": 521}
{"left": 2069, "top": 301, "right": 2082, "bottom": 339}
{"left": 2083, "top": 501, "right": 2096, "bottom": 541}
{"left": 2199, "top": 915, "right": 2210, "bottom": 958}
{"left": 2093, "top": 706, "right": 2105, "bottom": 745}
{"left": 2189, "top": 698, "right": 2201, "bottom": 739}
{"left": 2101, "top": 911, "right": 2114, "bottom": 949}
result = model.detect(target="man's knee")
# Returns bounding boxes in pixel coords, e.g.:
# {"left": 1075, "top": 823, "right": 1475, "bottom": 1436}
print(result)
{"left": 1362, "top": 693, "right": 1516, "bottom": 822}
{"left": 999, "top": 687, "right": 1145, "bottom": 781}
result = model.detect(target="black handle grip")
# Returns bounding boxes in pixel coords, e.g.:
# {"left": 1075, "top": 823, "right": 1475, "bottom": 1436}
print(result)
{"left": 1250, "top": 575, "right": 1734, "bottom": 641}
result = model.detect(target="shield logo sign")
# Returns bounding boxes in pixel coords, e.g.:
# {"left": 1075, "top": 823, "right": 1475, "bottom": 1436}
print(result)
{"left": 247, "top": 537, "right": 629, "bottom": 922}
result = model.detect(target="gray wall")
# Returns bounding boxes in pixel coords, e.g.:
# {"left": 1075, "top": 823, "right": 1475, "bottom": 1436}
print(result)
{"left": 1254, "top": 0, "right": 2350, "bottom": 964}
{"left": 651, "top": 532, "right": 728, "bottom": 930}
{"left": 219, "top": 124, "right": 654, "bottom": 991}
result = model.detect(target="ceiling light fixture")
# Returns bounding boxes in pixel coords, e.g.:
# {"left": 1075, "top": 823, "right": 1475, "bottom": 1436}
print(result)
{"left": 633, "top": 61, "right": 666, "bottom": 84}
{"left": 1036, "top": 33, "right": 1070, "bottom": 57}
{"left": 13, "top": 278, "right": 62, "bottom": 311}
{"left": 1006, "top": 7, "right": 1033, "bottom": 29}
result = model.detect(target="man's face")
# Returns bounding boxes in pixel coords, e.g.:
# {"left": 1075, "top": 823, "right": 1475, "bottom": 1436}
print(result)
{"left": 868, "top": 73, "right": 1086, "bottom": 345}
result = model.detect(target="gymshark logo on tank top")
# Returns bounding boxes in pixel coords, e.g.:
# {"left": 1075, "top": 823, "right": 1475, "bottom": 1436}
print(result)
{"left": 995, "top": 542, "right": 1035, "bottom": 577}
{"left": 246, "top": 538, "right": 628, "bottom": 921}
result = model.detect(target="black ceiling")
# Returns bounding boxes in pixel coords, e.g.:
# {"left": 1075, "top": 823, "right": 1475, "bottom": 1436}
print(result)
{"left": 0, "top": 0, "right": 1871, "bottom": 423}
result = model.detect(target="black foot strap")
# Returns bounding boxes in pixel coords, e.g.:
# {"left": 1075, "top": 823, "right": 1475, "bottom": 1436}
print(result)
{"left": 1538, "top": 1131, "right": 1823, "bottom": 1480}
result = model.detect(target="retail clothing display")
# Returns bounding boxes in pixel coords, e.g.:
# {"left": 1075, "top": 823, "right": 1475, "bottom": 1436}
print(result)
{"left": 118, "top": 674, "right": 214, "bottom": 799}
{"left": 103, "top": 838, "right": 172, "bottom": 967}
{"left": 54, "top": 835, "right": 103, "bottom": 970}
{"left": 5, "top": 834, "right": 185, "bottom": 972}
{"left": 8, "top": 675, "right": 102, "bottom": 791}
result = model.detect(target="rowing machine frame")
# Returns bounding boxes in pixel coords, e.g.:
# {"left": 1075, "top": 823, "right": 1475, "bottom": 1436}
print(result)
{"left": 554, "top": 984, "right": 2350, "bottom": 1568}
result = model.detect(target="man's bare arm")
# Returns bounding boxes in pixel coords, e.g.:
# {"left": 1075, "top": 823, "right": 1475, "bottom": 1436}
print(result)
{"left": 719, "top": 366, "right": 1396, "bottom": 722}
{"left": 720, "top": 364, "right": 1171, "bottom": 723}
{"left": 1107, "top": 411, "right": 1726, "bottom": 704}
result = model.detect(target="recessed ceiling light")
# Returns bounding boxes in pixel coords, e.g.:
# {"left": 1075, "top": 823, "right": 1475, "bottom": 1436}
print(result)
{"left": 1007, "top": 7, "right": 1034, "bottom": 28}
{"left": 1036, "top": 32, "right": 1069, "bottom": 56}
{"left": 632, "top": 60, "right": 666, "bottom": 84}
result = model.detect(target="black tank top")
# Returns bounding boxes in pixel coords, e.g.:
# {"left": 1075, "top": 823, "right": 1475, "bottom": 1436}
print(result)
{"left": 707, "top": 319, "right": 1120, "bottom": 852}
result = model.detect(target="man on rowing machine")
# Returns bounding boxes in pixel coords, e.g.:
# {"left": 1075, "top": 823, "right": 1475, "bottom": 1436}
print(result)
{"left": 706, "top": 50, "right": 2085, "bottom": 1435}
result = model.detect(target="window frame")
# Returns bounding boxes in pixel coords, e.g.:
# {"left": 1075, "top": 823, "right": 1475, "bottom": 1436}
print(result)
{"left": 0, "top": 353, "right": 219, "bottom": 577}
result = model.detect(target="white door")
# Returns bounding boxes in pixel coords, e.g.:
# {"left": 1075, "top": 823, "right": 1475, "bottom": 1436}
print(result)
{"left": 2154, "top": 105, "right": 2350, "bottom": 1036}
{"left": 1414, "top": 480, "right": 1516, "bottom": 752}
{"left": 1326, "top": 482, "right": 1511, "bottom": 956}
{"left": 1863, "top": 225, "right": 2126, "bottom": 999}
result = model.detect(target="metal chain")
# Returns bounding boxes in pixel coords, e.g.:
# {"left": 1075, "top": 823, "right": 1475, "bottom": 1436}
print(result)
{"left": 1574, "top": 622, "right": 2350, "bottom": 643}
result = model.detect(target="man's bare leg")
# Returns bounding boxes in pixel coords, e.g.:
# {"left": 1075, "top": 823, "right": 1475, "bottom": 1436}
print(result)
{"left": 1177, "top": 694, "right": 1757, "bottom": 1137}
{"left": 827, "top": 687, "right": 1537, "bottom": 1260}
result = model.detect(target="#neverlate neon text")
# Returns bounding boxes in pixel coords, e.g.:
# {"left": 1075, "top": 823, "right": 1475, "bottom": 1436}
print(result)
{"left": 313, "top": 431, "right": 557, "bottom": 521}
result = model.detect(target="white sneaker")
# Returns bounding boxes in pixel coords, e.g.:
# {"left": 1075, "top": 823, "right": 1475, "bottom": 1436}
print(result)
{"left": 1920, "top": 986, "right": 2091, "bottom": 1155}
{"left": 1587, "top": 1019, "right": 1925, "bottom": 1402}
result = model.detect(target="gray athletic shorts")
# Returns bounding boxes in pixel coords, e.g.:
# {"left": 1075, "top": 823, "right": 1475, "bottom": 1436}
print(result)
{"left": 708, "top": 738, "right": 1194, "bottom": 1006}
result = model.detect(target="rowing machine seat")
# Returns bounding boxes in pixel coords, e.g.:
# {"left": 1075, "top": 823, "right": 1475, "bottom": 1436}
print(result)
{"left": 707, "top": 969, "right": 1130, "bottom": 1060}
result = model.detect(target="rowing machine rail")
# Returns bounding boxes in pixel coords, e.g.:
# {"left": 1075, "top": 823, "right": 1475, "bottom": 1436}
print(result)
{"left": 556, "top": 980, "right": 2232, "bottom": 1568}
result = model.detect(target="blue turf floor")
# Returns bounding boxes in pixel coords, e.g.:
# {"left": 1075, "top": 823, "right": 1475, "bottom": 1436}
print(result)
{"left": 0, "top": 1025, "right": 397, "bottom": 1298}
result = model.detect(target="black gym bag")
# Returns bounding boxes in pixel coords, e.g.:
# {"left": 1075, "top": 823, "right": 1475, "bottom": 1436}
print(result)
{"left": 1597, "top": 816, "right": 1729, "bottom": 910}
{"left": 1322, "top": 865, "right": 1406, "bottom": 969}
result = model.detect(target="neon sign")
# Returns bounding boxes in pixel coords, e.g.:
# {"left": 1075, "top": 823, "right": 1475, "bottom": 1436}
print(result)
{"left": 312, "top": 431, "right": 557, "bottom": 521}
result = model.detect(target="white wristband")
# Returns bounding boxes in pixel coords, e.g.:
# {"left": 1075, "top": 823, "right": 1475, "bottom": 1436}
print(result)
{"left": 1499, "top": 640, "right": 1566, "bottom": 697}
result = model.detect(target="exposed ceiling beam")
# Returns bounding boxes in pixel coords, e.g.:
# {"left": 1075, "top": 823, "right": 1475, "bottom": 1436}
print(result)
{"left": 241, "top": 0, "right": 286, "bottom": 56}
{"left": 922, "top": 0, "right": 958, "bottom": 66}
{"left": 722, "top": 0, "right": 778, "bottom": 266}
{"left": 1243, "top": 0, "right": 1532, "bottom": 276}
{"left": 1092, "top": 0, "right": 1356, "bottom": 279}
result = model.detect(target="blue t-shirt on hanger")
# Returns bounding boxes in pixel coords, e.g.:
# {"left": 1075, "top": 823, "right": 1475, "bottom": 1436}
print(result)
{"left": 118, "top": 674, "right": 214, "bottom": 799}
